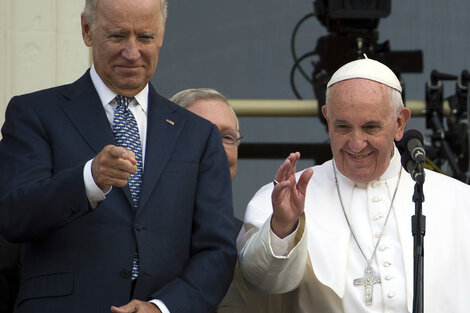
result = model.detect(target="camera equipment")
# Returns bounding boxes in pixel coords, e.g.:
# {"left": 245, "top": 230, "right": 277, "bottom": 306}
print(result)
{"left": 424, "top": 69, "right": 470, "bottom": 183}
{"left": 289, "top": 1, "right": 469, "bottom": 183}
{"left": 290, "top": 0, "right": 423, "bottom": 127}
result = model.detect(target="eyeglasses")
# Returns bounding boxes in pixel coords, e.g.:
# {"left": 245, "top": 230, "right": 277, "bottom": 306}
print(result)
{"left": 220, "top": 129, "right": 243, "bottom": 147}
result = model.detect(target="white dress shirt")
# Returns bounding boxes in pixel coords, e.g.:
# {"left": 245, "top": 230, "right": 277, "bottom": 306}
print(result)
{"left": 83, "top": 65, "right": 149, "bottom": 207}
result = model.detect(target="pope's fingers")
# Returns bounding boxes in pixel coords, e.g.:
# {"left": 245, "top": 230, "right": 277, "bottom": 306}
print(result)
{"left": 273, "top": 159, "right": 289, "bottom": 183}
{"left": 289, "top": 152, "right": 301, "bottom": 177}
{"left": 297, "top": 168, "right": 314, "bottom": 194}
{"left": 271, "top": 179, "right": 293, "bottom": 204}
{"left": 274, "top": 152, "right": 298, "bottom": 183}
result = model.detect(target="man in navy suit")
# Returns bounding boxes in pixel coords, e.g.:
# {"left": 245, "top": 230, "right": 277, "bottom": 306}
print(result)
{"left": 0, "top": 0, "right": 236, "bottom": 312}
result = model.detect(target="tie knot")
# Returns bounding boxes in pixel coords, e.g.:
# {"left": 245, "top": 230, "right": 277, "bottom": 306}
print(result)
{"left": 116, "top": 95, "right": 133, "bottom": 108}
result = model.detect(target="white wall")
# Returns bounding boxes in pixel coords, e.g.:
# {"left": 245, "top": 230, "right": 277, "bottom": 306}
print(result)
{"left": 0, "top": 0, "right": 89, "bottom": 137}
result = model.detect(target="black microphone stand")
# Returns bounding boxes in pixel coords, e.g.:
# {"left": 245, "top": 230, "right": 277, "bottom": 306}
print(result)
{"left": 411, "top": 160, "right": 425, "bottom": 313}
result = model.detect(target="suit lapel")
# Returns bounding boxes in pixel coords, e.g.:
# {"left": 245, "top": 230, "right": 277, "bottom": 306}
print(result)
{"left": 137, "top": 87, "right": 185, "bottom": 212}
{"left": 60, "top": 71, "right": 115, "bottom": 154}
{"left": 60, "top": 70, "right": 134, "bottom": 207}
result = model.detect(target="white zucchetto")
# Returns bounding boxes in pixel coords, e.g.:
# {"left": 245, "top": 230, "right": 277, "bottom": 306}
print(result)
{"left": 327, "top": 57, "right": 402, "bottom": 93}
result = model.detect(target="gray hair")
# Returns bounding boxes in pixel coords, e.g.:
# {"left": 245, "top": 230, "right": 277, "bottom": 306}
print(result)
{"left": 170, "top": 88, "right": 240, "bottom": 132}
{"left": 325, "top": 82, "right": 404, "bottom": 117}
{"left": 83, "top": 0, "right": 168, "bottom": 28}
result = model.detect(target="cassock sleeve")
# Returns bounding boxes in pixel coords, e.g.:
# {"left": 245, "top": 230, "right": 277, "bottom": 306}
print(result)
{"left": 238, "top": 183, "right": 309, "bottom": 294}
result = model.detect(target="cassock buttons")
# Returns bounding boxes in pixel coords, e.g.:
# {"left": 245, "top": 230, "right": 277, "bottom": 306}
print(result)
{"left": 374, "top": 215, "right": 384, "bottom": 221}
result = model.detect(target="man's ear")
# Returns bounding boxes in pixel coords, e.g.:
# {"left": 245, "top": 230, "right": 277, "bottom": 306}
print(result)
{"left": 81, "top": 14, "right": 92, "bottom": 47}
{"left": 394, "top": 107, "right": 411, "bottom": 141}
{"left": 321, "top": 105, "right": 328, "bottom": 120}
{"left": 154, "top": 24, "right": 165, "bottom": 49}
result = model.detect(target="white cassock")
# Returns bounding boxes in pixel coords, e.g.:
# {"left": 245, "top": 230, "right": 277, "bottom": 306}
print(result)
{"left": 237, "top": 146, "right": 470, "bottom": 313}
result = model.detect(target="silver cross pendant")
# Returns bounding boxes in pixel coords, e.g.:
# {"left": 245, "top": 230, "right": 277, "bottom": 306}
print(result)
{"left": 353, "top": 264, "right": 381, "bottom": 305}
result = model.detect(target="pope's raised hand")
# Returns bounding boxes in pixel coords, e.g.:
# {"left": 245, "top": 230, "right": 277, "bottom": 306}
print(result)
{"left": 271, "top": 152, "right": 313, "bottom": 238}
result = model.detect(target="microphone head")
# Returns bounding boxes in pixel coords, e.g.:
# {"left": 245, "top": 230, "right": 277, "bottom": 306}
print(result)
{"left": 397, "top": 129, "right": 424, "bottom": 170}
{"left": 399, "top": 129, "right": 425, "bottom": 160}
{"left": 401, "top": 129, "right": 424, "bottom": 146}
{"left": 399, "top": 146, "right": 412, "bottom": 172}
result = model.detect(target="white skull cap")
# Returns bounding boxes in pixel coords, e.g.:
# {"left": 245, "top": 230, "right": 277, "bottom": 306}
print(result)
{"left": 327, "top": 56, "right": 402, "bottom": 93}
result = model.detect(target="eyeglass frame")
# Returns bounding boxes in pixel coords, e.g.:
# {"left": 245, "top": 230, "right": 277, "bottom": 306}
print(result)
{"left": 220, "top": 128, "right": 243, "bottom": 147}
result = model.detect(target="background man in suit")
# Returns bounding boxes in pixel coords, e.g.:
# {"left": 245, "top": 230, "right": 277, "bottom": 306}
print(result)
{"left": 0, "top": 0, "right": 236, "bottom": 312}
{"left": 170, "top": 88, "right": 289, "bottom": 313}
{"left": 170, "top": 88, "right": 241, "bottom": 182}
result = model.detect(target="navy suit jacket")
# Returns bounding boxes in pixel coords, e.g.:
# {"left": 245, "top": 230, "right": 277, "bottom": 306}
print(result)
{"left": 0, "top": 71, "right": 237, "bottom": 313}
{"left": 0, "top": 233, "right": 19, "bottom": 313}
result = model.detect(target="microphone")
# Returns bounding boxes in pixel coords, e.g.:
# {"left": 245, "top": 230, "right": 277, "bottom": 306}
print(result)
{"left": 400, "top": 149, "right": 425, "bottom": 184}
{"left": 398, "top": 129, "right": 426, "bottom": 184}
{"left": 402, "top": 129, "right": 426, "bottom": 163}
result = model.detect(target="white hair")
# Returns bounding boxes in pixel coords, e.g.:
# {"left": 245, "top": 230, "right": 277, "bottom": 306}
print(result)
{"left": 170, "top": 88, "right": 240, "bottom": 132}
{"left": 83, "top": 0, "right": 168, "bottom": 28}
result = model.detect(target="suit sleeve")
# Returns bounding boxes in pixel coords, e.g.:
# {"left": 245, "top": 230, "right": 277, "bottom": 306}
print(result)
{"left": 0, "top": 96, "right": 90, "bottom": 242}
{"left": 150, "top": 125, "right": 237, "bottom": 313}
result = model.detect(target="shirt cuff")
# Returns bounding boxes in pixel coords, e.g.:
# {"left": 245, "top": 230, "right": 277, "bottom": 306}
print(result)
{"left": 149, "top": 299, "right": 170, "bottom": 313}
{"left": 83, "top": 159, "right": 108, "bottom": 208}
{"left": 269, "top": 221, "right": 299, "bottom": 257}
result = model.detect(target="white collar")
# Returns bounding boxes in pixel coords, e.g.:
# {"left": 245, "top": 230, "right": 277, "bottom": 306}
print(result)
{"left": 333, "top": 145, "right": 402, "bottom": 188}
{"left": 89, "top": 65, "right": 149, "bottom": 114}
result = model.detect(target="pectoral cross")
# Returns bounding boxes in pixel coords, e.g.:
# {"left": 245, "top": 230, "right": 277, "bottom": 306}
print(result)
{"left": 353, "top": 264, "right": 381, "bottom": 305}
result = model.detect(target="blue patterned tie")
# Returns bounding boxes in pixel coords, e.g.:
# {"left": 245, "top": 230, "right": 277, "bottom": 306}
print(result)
{"left": 112, "top": 96, "right": 143, "bottom": 209}
{"left": 113, "top": 95, "right": 142, "bottom": 280}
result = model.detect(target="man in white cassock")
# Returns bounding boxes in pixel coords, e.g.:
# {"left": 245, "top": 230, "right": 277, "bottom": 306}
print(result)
{"left": 237, "top": 58, "right": 470, "bottom": 313}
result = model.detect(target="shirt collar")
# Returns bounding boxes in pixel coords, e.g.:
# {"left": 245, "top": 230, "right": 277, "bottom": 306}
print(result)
{"left": 378, "top": 145, "right": 401, "bottom": 181}
{"left": 90, "top": 65, "right": 149, "bottom": 114}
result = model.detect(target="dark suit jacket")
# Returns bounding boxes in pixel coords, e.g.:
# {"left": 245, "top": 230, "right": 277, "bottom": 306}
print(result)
{"left": 0, "top": 234, "right": 19, "bottom": 313}
{"left": 0, "top": 70, "right": 237, "bottom": 313}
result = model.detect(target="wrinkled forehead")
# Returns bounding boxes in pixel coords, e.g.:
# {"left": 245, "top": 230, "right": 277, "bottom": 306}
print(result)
{"left": 328, "top": 78, "right": 390, "bottom": 101}
{"left": 327, "top": 79, "right": 393, "bottom": 118}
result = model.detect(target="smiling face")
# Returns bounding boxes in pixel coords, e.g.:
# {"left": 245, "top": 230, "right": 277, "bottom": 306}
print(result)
{"left": 322, "top": 78, "right": 410, "bottom": 183}
{"left": 81, "top": 0, "right": 165, "bottom": 97}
